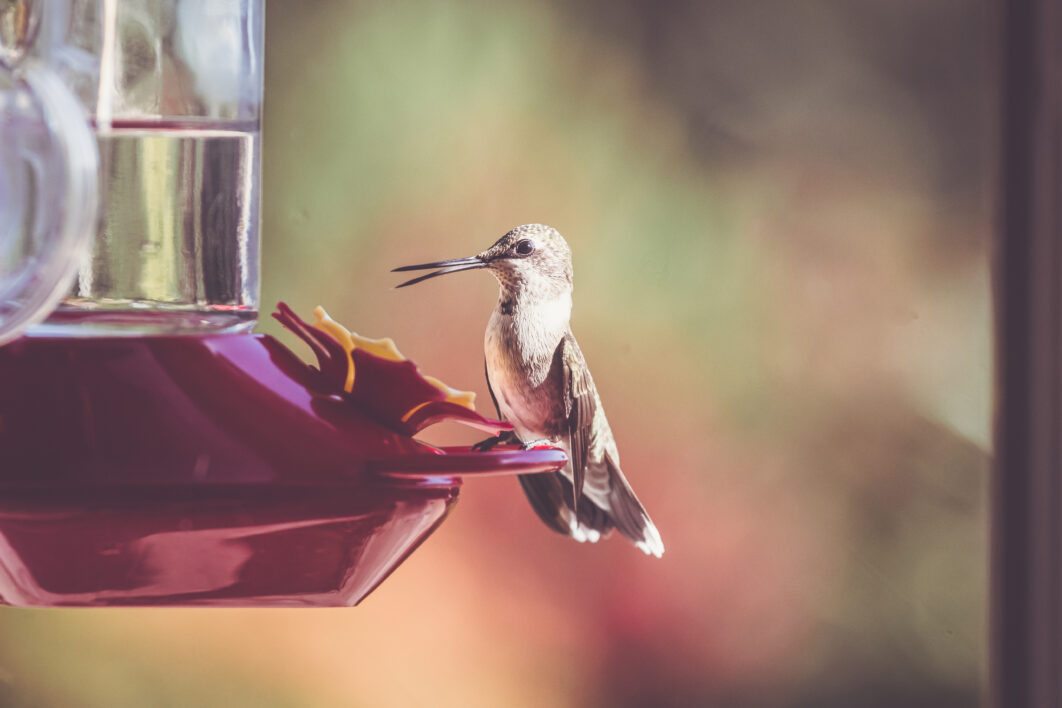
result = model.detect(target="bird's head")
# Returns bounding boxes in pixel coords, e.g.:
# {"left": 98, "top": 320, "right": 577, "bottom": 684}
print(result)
{"left": 394, "top": 224, "right": 574, "bottom": 301}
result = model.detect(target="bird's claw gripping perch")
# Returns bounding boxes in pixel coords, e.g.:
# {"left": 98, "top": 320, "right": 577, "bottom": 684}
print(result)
{"left": 471, "top": 430, "right": 520, "bottom": 452}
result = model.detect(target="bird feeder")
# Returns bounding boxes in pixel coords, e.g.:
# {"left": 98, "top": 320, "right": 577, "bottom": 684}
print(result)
{"left": 0, "top": 0, "right": 566, "bottom": 607}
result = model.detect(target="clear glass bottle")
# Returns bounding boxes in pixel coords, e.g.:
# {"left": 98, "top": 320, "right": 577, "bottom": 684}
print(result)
{"left": 0, "top": 0, "right": 264, "bottom": 339}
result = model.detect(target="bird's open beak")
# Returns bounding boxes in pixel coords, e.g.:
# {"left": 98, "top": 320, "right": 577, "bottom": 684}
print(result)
{"left": 392, "top": 256, "right": 486, "bottom": 288}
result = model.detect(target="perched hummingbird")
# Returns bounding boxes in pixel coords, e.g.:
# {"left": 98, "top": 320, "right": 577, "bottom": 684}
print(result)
{"left": 394, "top": 224, "right": 664, "bottom": 557}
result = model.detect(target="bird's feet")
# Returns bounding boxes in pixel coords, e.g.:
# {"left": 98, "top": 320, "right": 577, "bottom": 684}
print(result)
{"left": 520, "top": 438, "right": 555, "bottom": 450}
{"left": 471, "top": 430, "right": 520, "bottom": 452}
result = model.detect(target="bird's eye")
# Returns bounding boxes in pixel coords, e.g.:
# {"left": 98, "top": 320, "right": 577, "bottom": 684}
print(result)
{"left": 514, "top": 239, "right": 535, "bottom": 256}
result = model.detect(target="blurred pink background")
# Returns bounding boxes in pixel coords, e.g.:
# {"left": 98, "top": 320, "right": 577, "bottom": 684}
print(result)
{"left": 0, "top": 2, "right": 989, "bottom": 706}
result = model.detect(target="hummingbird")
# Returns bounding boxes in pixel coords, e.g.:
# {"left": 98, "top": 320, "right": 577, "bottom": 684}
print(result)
{"left": 393, "top": 224, "right": 664, "bottom": 557}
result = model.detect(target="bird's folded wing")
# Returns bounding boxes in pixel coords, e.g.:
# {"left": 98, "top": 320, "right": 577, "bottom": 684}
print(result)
{"left": 561, "top": 333, "right": 596, "bottom": 509}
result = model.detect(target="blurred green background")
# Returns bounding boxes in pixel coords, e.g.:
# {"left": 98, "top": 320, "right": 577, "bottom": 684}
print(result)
{"left": 0, "top": 1, "right": 990, "bottom": 706}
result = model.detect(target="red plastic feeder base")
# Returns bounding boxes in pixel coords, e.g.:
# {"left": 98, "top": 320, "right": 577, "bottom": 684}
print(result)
{"left": 0, "top": 335, "right": 566, "bottom": 607}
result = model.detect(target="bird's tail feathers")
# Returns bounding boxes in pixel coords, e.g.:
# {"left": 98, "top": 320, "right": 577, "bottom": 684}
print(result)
{"left": 518, "top": 465, "right": 663, "bottom": 558}
{"left": 604, "top": 456, "right": 665, "bottom": 558}
{"left": 519, "top": 472, "right": 613, "bottom": 542}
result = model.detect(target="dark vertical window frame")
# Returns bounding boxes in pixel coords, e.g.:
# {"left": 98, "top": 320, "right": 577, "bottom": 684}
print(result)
{"left": 994, "top": 0, "right": 1062, "bottom": 705}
